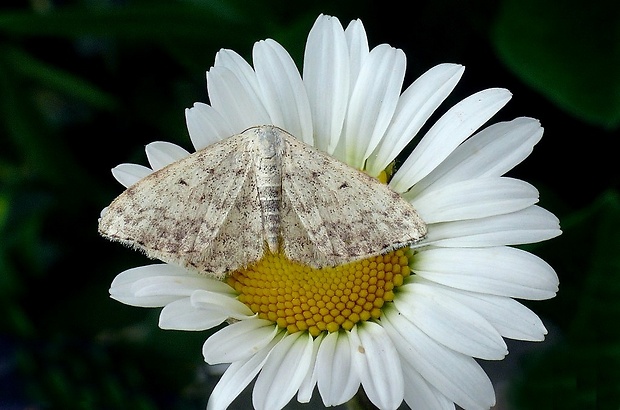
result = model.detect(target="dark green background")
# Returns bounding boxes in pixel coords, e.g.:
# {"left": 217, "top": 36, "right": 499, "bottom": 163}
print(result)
{"left": 0, "top": 0, "right": 618, "bottom": 409}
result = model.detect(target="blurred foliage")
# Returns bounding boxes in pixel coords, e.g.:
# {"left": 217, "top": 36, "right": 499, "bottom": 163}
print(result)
{"left": 0, "top": 0, "right": 618, "bottom": 409}
{"left": 492, "top": 0, "right": 620, "bottom": 130}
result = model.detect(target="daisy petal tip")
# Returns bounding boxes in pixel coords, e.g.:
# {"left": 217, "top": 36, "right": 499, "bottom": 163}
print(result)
{"left": 110, "top": 163, "right": 152, "bottom": 188}
{"left": 497, "top": 87, "right": 513, "bottom": 97}
{"left": 476, "top": 87, "right": 513, "bottom": 107}
{"left": 441, "top": 62, "right": 465, "bottom": 77}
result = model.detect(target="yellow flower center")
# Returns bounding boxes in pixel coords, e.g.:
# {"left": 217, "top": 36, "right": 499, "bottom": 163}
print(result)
{"left": 227, "top": 248, "right": 412, "bottom": 337}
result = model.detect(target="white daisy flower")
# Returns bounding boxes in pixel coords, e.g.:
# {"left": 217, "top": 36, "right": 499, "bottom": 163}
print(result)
{"left": 106, "top": 14, "right": 560, "bottom": 410}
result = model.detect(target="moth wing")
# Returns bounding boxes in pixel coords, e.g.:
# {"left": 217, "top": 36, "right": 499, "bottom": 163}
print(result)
{"left": 279, "top": 133, "right": 426, "bottom": 268}
{"left": 98, "top": 134, "right": 264, "bottom": 278}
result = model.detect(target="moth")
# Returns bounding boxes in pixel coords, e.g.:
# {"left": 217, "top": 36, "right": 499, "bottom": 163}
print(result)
{"left": 99, "top": 125, "right": 426, "bottom": 278}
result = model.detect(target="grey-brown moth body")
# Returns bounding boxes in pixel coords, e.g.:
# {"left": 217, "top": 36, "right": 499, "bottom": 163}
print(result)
{"left": 99, "top": 125, "right": 427, "bottom": 278}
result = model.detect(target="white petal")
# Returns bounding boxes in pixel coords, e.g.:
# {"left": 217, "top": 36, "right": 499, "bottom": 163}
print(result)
{"left": 366, "top": 63, "right": 464, "bottom": 176}
{"left": 111, "top": 163, "right": 152, "bottom": 188}
{"left": 316, "top": 331, "right": 360, "bottom": 406}
{"left": 350, "top": 322, "right": 404, "bottom": 410}
{"left": 342, "top": 44, "right": 406, "bottom": 168}
{"left": 410, "top": 177, "right": 539, "bottom": 223}
{"left": 206, "top": 65, "right": 271, "bottom": 131}
{"left": 401, "top": 360, "right": 456, "bottom": 410}
{"left": 423, "top": 283, "right": 549, "bottom": 341}
{"left": 344, "top": 18, "right": 369, "bottom": 91}
{"left": 158, "top": 297, "right": 227, "bottom": 330}
{"left": 214, "top": 48, "right": 265, "bottom": 103}
{"left": 191, "top": 290, "right": 254, "bottom": 320}
{"left": 145, "top": 141, "right": 190, "bottom": 170}
{"left": 110, "top": 263, "right": 189, "bottom": 286}
{"left": 207, "top": 333, "right": 284, "bottom": 410}
{"left": 185, "top": 103, "right": 234, "bottom": 150}
{"left": 390, "top": 88, "right": 513, "bottom": 193}
{"left": 252, "top": 332, "right": 314, "bottom": 410}
{"left": 303, "top": 14, "right": 350, "bottom": 152}
{"left": 212, "top": 48, "right": 273, "bottom": 134}
{"left": 382, "top": 308, "right": 496, "bottom": 410}
{"left": 109, "top": 263, "right": 203, "bottom": 307}
{"left": 412, "top": 246, "right": 560, "bottom": 300}
{"left": 328, "top": 18, "right": 369, "bottom": 161}
{"left": 202, "top": 319, "right": 279, "bottom": 364}
{"left": 424, "top": 205, "right": 561, "bottom": 248}
{"left": 253, "top": 39, "right": 313, "bottom": 144}
{"left": 297, "top": 333, "right": 324, "bottom": 403}
{"left": 109, "top": 288, "right": 178, "bottom": 308}
{"left": 409, "top": 117, "right": 543, "bottom": 196}
{"left": 395, "top": 281, "right": 508, "bottom": 360}
{"left": 131, "top": 275, "right": 232, "bottom": 300}
{"left": 478, "top": 298, "right": 548, "bottom": 341}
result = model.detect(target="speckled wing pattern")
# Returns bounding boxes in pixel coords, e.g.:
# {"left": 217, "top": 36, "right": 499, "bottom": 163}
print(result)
{"left": 98, "top": 125, "right": 427, "bottom": 278}
{"left": 98, "top": 133, "right": 264, "bottom": 278}
{"left": 279, "top": 132, "right": 426, "bottom": 268}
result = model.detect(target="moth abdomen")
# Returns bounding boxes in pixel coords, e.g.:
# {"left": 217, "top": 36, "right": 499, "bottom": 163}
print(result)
{"left": 254, "top": 127, "right": 284, "bottom": 254}
{"left": 257, "top": 184, "right": 282, "bottom": 253}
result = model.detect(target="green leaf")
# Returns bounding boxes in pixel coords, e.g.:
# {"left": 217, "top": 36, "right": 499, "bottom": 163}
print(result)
{"left": 0, "top": 3, "right": 257, "bottom": 44}
{"left": 492, "top": 0, "right": 620, "bottom": 129}
{"left": 0, "top": 57, "right": 64, "bottom": 183}
{"left": 3, "top": 46, "right": 117, "bottom": 111}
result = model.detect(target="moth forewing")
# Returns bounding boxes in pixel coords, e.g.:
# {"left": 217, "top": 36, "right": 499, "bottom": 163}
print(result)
{"left": 278, "top": 131, "right": 426, "bottom": 267}
{"left": 99, "top": 125, "right": 427, "bottom": 278}
{"left": 98, "top": 133, "right": 264, "bottom": 278}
